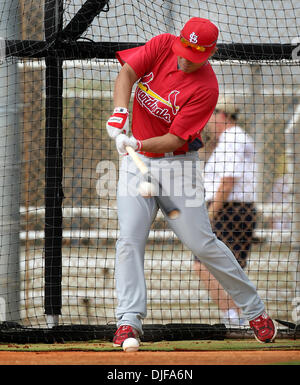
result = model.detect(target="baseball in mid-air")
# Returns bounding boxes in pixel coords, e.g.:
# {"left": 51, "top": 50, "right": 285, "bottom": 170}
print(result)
{"left": 138, "top": 181, "right": 157, "bottom": 198}
{"left": 122, "top": 337, "right": 139, "bottom": 352}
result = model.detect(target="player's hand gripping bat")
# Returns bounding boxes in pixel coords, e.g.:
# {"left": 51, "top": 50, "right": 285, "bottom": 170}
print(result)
{"left": 125, "top": 146, "right": 181, "bottom": 220}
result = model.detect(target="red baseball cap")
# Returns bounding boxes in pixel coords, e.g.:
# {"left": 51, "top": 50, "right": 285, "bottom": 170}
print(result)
{"left": 172, "top": 18, "right": 219, "bottom": 63}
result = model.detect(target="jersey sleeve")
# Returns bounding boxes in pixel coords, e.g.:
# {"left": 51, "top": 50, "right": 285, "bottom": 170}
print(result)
{"left": 169, "top": 87, "right": 219, "bottom": 141}
{"left": 116, "top": 34, "right": 173, "bottom": 79}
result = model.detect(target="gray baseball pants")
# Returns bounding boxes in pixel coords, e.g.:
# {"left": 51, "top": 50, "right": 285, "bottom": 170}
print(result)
{"left": 115, "top": 152, "right": 264, "bottom": 335}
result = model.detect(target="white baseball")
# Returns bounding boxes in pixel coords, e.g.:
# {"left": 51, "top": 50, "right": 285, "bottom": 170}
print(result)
{"left": 138, "top": 181, "right": 157, "bottom": 198}
{"left": 122, "top": 337, "right": 139, "bottom": 352}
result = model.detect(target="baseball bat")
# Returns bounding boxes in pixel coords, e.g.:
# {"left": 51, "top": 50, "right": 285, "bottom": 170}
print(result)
{"left": 125, "top": 146, "right": 181, "bottom": 220}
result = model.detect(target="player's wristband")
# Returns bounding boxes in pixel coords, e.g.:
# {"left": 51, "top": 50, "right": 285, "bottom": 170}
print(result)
{"left": 113, "top": 107, "right": 128, "bottom": 115}
{"left": 136, "top": 139, "right": 143, "bottom": 152}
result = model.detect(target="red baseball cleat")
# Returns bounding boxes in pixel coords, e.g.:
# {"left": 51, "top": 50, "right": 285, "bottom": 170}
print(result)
{"left": 113, "top": 325, "right": 140, "bottom": 347}
{"left": 249, "top": 311, "right": 277, "bottom": 343}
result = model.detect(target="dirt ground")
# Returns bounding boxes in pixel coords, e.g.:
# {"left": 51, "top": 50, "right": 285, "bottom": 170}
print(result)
{"left": 0, "top": 350, "right": 299, "bottom": 365}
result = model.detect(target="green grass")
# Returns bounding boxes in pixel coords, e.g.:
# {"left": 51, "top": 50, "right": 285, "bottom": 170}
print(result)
{"left": 271, "top": 361, "right": 300, "bottom": 365}
{"left": 0, "top": 339, "right": 299, "bottom": 352}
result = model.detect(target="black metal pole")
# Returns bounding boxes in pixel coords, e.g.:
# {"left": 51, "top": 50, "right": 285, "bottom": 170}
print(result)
{"left": 5, "top": 40, "right": 298, "bottom": 61}
{"left": 44, "top": 0, "right": 64, "bottom": 325}
{"left": 58, "top": 0, "right": 110, "bottom": 42}
{"left": 44, "top": 56, "right": 64, "bottom": 320}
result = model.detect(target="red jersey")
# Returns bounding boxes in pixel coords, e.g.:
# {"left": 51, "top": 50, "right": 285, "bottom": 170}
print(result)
{"left": 116, "top": 33, "right": 219, "bottom": 154}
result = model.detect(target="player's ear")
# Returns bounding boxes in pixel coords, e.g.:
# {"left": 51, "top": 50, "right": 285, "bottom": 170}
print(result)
{"left": 209, "top": 46, "right": 218, "bottom": 59}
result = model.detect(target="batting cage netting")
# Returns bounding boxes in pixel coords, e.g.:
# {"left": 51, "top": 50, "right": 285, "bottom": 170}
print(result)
{"left": 0, "top": 0, "right": 299, "bottom": 342}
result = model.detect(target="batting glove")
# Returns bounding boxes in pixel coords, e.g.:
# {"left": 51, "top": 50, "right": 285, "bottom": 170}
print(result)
{"left": 115, "top": 134, "right": 142, "bottom": 156}
{"left": 106, "top": 107, "right": 129, "bottom": 139}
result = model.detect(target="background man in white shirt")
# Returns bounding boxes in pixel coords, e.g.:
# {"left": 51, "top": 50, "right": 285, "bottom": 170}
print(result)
{"left": 194, "top": 95, "right": 257, "bottom": 325}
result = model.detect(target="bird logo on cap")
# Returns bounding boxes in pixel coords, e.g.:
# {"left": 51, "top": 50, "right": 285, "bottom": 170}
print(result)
{"left": 189, "top": 32, "right": 198, "bottom": 44}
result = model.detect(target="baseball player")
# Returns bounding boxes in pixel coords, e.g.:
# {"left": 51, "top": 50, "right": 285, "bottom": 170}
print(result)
{"left": 106, "top": 17, "right": 277, "bottom": 350}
